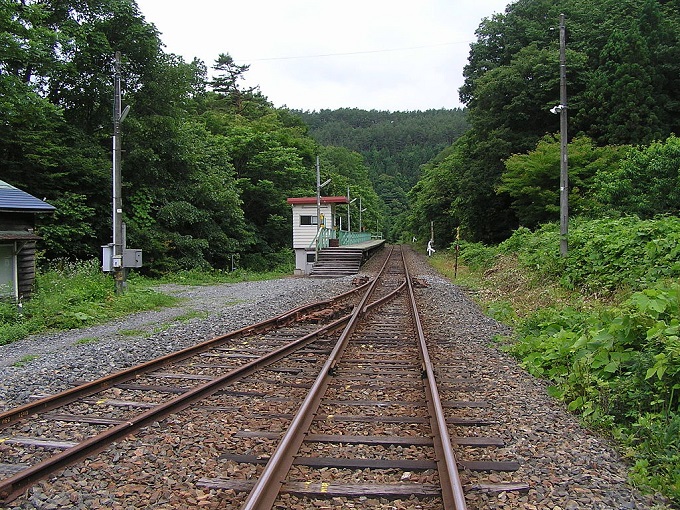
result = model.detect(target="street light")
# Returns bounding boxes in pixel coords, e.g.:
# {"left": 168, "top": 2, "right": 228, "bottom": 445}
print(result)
{"left": 359, "top": 196, "right": 366, "bottom": 232}
{"left": 315, "top": 156, "right": 330, "bottom": 261}
{"left": 348, "top": 195, "right": 357, "bottom": 232}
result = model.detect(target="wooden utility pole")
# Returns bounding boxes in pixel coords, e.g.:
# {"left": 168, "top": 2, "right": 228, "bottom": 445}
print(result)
{"left": 559, "top": 13, "right": 569, "bottom": 256}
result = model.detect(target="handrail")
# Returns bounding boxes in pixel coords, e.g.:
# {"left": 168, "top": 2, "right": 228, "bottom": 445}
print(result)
{"left": 307, "top": 227, "right": 335, "bottom": 250}
{"left": 308, "top": 228, "right": 380, "bottom": 252}
{"left": 338, "top": 231, "right": 372, "bottom": 245}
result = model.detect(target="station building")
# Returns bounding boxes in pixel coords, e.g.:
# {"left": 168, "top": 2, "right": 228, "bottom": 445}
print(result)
{"left": 286, "top": 196, "right": 349, "bottom": 275}
{"left": 0, "top": 180, "right": 56, "bottom": 301}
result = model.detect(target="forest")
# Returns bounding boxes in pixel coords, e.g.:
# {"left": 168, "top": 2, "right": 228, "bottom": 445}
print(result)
{"left": 2, "top": 0, "right": 679, "bottom": 272}
{"left": 296, "top": 108, "right": 468, "bottom": 241}
{"left": 1, "top": 0, "right": 386, "bottom": 273}
{"left": 408, "top": 0, "right": 679, "bottom": 247}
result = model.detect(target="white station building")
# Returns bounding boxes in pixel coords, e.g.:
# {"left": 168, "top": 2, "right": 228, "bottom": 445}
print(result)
{"left": 286, "top": 196, "right": 349, "bottom": 275}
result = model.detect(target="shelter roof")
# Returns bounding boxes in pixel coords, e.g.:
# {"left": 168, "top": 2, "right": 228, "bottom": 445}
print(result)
{"left": 0, "top": 230, "right": 42, "bottom": 241}
{"left": 0, "top": 180, "right": 56, "bottom": 213}
{"left": 287, "top": 196, "right": 350, "bottom": 206}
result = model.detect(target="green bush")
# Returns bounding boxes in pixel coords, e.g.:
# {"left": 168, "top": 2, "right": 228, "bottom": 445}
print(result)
{"left": 456, "top": 241, "right": 498, "bottom": 270}
{"left": 486, "top": 217, "right": 680, "bottom": 503}
{"left": 0, "top": 260, "right": 177, "bottom": 345}
{"left": 510, "top": 282, "right": 680, "bottom": 502}
{"left": 498, "top": 217, "right": 680, "bottom": 294}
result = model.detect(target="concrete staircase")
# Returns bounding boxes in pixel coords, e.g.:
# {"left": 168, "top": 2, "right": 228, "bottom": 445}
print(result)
{"left": 310, "top": 247, "right": 363, "bottom": 278}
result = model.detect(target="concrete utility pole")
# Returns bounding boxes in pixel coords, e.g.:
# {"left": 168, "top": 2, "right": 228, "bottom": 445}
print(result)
{"left": 112, "top": 52, "right": 133, "bottom": 293}
{"left": 112, "top": 51, "right": 125, "bottom": 294}
{"left": 559, "top": 13, "right": 569, "bottom": 256}
{"left": 315, "top": 156, "right": 321, "bottom": 262}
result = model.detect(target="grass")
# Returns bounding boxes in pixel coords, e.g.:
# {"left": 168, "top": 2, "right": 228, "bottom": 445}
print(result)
{"left": 0, "top": 259, "right": 178, "bottom": 345}
{"left": 119, "top": 329, "right": 149, "bottom": 337}
{"left": 428, "top": 251, "right": 577, "bottom": 325}
{"left": 74, "top": 337, "right": 99, "bottom": 345}
{"left": 152, "top": 265, "right": 295, "bottom": 286}
{"left": 0, "top": 258, "right": 292, "bottom": 346}
{"left": 172, "top": 310, "right": 209, "bottom": 322}
{"left": 12, "top": 354, "right": 38, "bottom": 367}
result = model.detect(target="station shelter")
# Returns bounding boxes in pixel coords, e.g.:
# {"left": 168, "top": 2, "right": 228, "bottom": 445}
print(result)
{"left": 0, "top": 180, "right": 56, "bottom": 301}
{"left": 286, "top": 196, "right": 349, "bottom": 275}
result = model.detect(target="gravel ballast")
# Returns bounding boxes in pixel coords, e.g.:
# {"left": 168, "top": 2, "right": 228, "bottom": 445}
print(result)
{"left": 0, "top": 248, "right": 668, "bottom": 508}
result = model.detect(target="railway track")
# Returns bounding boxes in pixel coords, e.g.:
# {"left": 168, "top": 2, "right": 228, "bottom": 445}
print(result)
{"left": 0, "top": 245, "right": 526, "bottom": 509}
{"left": 0, "top": 281, "right": 366, "bottom": 503}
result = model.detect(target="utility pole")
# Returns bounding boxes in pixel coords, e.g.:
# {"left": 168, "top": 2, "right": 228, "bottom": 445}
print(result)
{"left": 105, "top": 52, "right": 140, "bottom": 288}
{"left": 559, "top": 13, "right": 569, "bottom": 256}
{"left": 315, "top": 156, "right": 321, "bottom": 263}
{"left": 112, "top": 51, "right": 125, "bottom": 294}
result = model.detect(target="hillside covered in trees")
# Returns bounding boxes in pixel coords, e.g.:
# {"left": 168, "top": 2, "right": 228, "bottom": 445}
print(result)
{"left": 3, "top": 0, "right": 679, "bottom": 270}
{"left": 408, "top": 0, "right": 680, "bottom": 247}
{"left": 296, "top": 108, "right": 468, "bottom": 240}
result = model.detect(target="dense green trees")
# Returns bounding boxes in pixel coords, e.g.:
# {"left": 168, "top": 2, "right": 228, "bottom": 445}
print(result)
{"left": 1, "top": 0, "right": 390, "bottom": 273}
{"left": 409, "top": 0, "right": 680, "bottom": 246}
{"left": 298, "top": 108, "right": 469, "bottom": 240}
{"left": 499, "top": 136, "right": 627, "bottom": 227}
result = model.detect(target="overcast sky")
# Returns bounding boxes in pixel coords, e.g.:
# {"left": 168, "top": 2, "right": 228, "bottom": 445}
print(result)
{"left": 134, "top": 0, "right": 511, "bottom": 112}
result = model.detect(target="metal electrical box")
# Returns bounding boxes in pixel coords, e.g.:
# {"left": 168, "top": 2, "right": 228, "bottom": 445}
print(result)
{"left": 102, "top": 244, "right": 113, "bottom": 272}
{"left": 123, "top": 248, "right": 143, "bottom": 268}
{"left": 102, "top": 245, "right": 143, "bottom": 271}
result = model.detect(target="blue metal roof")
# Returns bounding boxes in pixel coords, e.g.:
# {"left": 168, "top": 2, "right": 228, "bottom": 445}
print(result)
{"left": 0, "top": 180, "right": 56, "bottom": 212}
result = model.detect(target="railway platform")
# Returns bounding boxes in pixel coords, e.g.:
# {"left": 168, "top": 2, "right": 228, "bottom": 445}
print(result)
{"left": 310, "top": 239, "right": 386, "bottom": 277}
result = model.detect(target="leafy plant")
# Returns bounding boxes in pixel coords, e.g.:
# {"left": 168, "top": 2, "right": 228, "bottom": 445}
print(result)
{"left": 450, "top": 217, "right": 680, "bottom": 504}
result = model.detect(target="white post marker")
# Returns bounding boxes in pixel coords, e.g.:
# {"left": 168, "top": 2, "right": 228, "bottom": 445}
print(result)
{"left": 427, "top": 239, "right": 435, "bottom": 257}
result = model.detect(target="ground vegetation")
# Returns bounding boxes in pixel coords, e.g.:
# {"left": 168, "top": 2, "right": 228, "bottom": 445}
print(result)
{"left": 435, "top": 216, "right": 680, "bottom": 504}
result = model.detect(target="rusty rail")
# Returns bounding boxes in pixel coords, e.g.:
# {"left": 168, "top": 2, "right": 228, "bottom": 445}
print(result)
{"left": 240, "top": 245, "right": 467, "bottom": 509}
{"left": 402, "top": 248, "right": 467, "bottom": 509}
{"left": 0, "top": 282, "right": 368, "bottom": 431}
{"left": 240, "top": 246, "right": 396, "bottom": 510}
{"left": 0, "top": 281, "right": 372, "bottom": 503}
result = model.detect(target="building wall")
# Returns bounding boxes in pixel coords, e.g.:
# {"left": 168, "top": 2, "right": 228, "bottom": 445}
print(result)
{"left": 17, "top": 241, "right": 36, "bottom": 300}
{"left": 0, "top": 212, "right": 39, "bottom": 301}
{"left": 0, "top": 212, "right": 34, "bottom": 231}
{"left": 291, "top": 204, "right": 332, "bottom": 249}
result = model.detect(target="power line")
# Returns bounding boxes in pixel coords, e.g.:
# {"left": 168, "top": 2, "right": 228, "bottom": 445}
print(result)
{"left": 246, "top": 40, "right": 471, "bottom": 62}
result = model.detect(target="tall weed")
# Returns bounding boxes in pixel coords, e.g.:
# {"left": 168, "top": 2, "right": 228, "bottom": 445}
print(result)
{"left": 454, "top": 217, "right": 680, "bottom": 503}
{"left": 0, "top": 260, "right": 177, "bottom": 345}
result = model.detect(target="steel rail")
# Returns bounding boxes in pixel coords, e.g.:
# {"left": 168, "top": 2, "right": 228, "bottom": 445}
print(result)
{"left": 0, "top": 279, "right": 376, "bottom": 503}
{"left": 240, "top": 246, "right": 397, "bottom": 510}
{"left": 0, "top": 281, "right": 369, "bottom": 430}
{"left": 402, "top": 249, "right": 468, "bottom": 509}
{"left": 0, "top": 306, "right": 358, "bottom": 503}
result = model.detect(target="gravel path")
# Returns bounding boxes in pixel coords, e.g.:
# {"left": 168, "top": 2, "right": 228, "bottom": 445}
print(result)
{"left": 0, "top": 248, "right": 669, "bottom": 509}
{"left": 0, "top": 276, "right": 350, "bottom": 410}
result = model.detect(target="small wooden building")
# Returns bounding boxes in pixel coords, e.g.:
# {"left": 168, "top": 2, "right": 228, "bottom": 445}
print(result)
{"left": 0, "top": 180, "right": 56, "bottom": 301}
{"left": 287, "top": 196, "right": 349, "bottom": 275}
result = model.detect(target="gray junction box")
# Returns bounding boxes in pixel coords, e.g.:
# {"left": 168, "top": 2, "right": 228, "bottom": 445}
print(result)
{"left": 102, "top": 244, "right": 143, "bottom": 272}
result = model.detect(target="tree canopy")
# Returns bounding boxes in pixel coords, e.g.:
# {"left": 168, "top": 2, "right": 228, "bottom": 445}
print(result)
{"left": 0, "top": 0, "right": 390, "bottom": 273}
{"left": 409, "top": 0, "right": 680, "bottom": 246}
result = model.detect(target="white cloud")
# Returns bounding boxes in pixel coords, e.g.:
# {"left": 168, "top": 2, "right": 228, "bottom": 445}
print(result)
{"left": 136, "top": 0, "right": 510, "bottom": 111}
